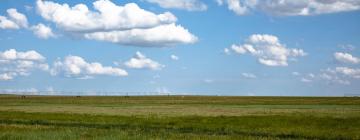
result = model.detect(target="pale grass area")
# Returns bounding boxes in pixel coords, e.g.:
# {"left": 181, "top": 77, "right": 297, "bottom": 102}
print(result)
{"left": 1, "top": 104, "right": 359, "bottom": 117}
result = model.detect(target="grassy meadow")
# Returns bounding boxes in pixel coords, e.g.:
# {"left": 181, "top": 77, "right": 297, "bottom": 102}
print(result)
{"left": 0, "top": 95, "right": 359, "bottom": 139}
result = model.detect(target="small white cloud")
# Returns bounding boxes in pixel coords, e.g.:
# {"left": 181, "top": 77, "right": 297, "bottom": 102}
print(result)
{"left": 301, "top": 67, "right": 360, "bottom": 85}
{"left": 0, "top": 73, "right": 14, "bottom": 81}
{"left": 31, "top": 23, "right": 55, "bottom": 39}
{"left": 124, "top": 52, "right": 164, "bottom": 70}
{"left": 25, "top": 5, "right": 33, "bottom": 11}
{"left": 0, "top": 49, "right": 48, "bottom": 81}
{"left": 0, "top": 16, "right": 19, "bottom": 29}
{"left": 292, "top": 72, "right": 300, "bottom": 76}
{"left": 51, "top": 55, "right": 128, "bottom": 78}
{"left": 334, "top": 52, "right": 360, "bottom": 64}
{"left": 224, "top": 48, "right": 231, "bottom": 55}
{"left": 0, "top": 8, "right": 28, "bottom": 29}
{"left": 170, "top": 54, "right": 179, "bottom": 60}
{"left": 216, "top": 0, "right": 224, "bottom": 5}
{"left": 7, "top": 8, "right": 28, "bottom": 28}
{"left": 335, "top": 67, "right": 360, "bottom": 79}
{"left": 226, "top": 34, "right": 306, "bottom": 66}
{"left": 146, "top": 0, "right": 207, "bottom": 11}
{"left": 242, "top": 73, "right": 257, "bottom": 79}
{"left": 301, "top": 77, "right": 312, "bottom": 83}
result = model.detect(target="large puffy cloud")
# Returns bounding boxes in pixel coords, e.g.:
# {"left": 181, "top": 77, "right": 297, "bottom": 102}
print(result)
{"left": 51, "top": 55, "right": 128, "bottom": 78}
{"left": 225, "top": 34, "right": 306, "bottom": 66}
{"left": 0, "top": 8, "right": 28, "bottom": 29}
{"left": 83, "top": 23, "right": 197, "bottom": 47}
{"left": 217, "top": 0, "right": 360, "bottom": 16}
{"left": 334, "top": 52, "right": 360, "bottom": 64}
{"left": 146, "top": 0, "right": 207, "bottom": 11}
{"left": 36, "top": 0, "right": 197, "bottom": 47}
{"left": 0, "top": 49, "right": 48, "bottom": 81}
{"left": 36, "top": 0, "right": 176, "bottom": 32}
{"left": 124, "top": 52, "right": 164, "bottom": 70}
{"left": 31, "top": 23, "right": 55, "bottom": 39}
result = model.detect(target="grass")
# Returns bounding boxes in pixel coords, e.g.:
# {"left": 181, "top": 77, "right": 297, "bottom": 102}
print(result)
{"left": 0, "top": 95, "right": 359, "bottom": 139}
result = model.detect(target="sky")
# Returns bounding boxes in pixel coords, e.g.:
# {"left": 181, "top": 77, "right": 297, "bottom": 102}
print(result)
{"left": 0, "top": 0, "right": 360, "bottom": 96}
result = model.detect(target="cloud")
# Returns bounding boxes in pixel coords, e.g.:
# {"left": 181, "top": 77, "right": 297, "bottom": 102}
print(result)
{"left": 301, "top": 77, "right": 312, "bottom": 83}
{"left": 0, "top": 73, "right": 13, "bottom": 81}
{"left": 51, "top": 55, "right": 128, "bottom": 78}
{"left": 0, "top": 8, "right": 28, "bottom": 29}
{"left": 338, "top": 44, "right": 356, "bottom": 51}
{"left": 170, "top": 54, "right": 179, "bottom": 60}
{"left": 217, "top": 0, "right": 360, "bottom": 16}
{"left": 124, "top": 52, "right": 164, "bottom": 70}
{"left": 334, "top": 52, "right": 360, "bottom": 64}
{"left": 224, "top": 48, "right": 231, "bottom": 55}
{"left": 242, "top": 72, "right": 257, "bottom": 78}
{"left": 225, "top": 34, "right": 306, "bottom": 66}
{"left": 301, "top": 67, "right": 360, "bottom": 85}
{"left": 36, "top": 0, "right": 177, "bottom": 32}
{"left": 0, "top": 49, "right": 48, "bottom": 81}
{"left": 83, "top": 23, "right": 197, "bottom": 47}
{"left": 292, "top": 71, "right": 300, "bottom": 76}
{"left": 146, "top": 0, "right": 207, "bottom": 11}
{"left": 0, "top": 49, "right": 45, "bottom": 61}
{"left": 31, "top": 23, "right": 56, "bottom": 39}
{"left": 0, "top": 88, "right": 38, "bottom": 95}
{"left": 36, "top": 0, "right": 197, "bottom": 47}
{"left": 334, "top": 67, "right": 360, "bottom": 79}
{"left": 217, "top": 0, "right": 253, "bottom": 15}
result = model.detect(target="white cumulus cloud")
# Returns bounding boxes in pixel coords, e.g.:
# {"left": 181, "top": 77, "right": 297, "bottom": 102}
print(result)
{"left": 36, "top": 0, "right": 177, "bottom": 32}
{"left": 35, "top": 0, "right": 197, "bottom": 47}
{"left": 146, "top": 0, "right": 207, "bottom": 11}
{"left": 31, "top": 23, "right": 55, "bottom": 39}
{"left": 125, "top": 52, "right": 164, "bottom": 70}
{"left": 83, "top": 23, "right": 197, "bottom": 47}
{"left": 51, "top": 55, "right": 128, "bottom": 78}
{"left": 334, "top": 52, "right": 360, "bottom": 64}
{"left": 225, "top": 34, "right": 306, "bottom": 66}
{"left": 0, "top": 49, "right": 48, "bottom": 81}
{"left": 0, "top": 8, "right": 28, "bottom": 29}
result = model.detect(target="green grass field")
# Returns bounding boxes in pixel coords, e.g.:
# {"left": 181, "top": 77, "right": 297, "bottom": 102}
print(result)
{"left": 0, "top": 95, "right": 359, "bottom": 140}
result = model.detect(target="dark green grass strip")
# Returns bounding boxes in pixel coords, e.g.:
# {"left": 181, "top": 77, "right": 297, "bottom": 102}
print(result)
{"left": 1, "top": 111, "right": 359, "bottom": 140}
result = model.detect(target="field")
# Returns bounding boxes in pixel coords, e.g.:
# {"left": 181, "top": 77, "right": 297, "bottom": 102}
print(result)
{"left": 0, "top": 95, "right": 359, "bottom": 140}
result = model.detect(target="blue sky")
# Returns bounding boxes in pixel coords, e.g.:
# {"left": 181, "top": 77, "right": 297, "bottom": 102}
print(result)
{"left": 1, "top": 0, "right": 360, "bottom": 96}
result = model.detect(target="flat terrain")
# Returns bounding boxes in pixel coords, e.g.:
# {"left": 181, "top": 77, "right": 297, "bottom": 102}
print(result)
{"left": 0, "top": 95, "right": 359, "bottom": 139}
